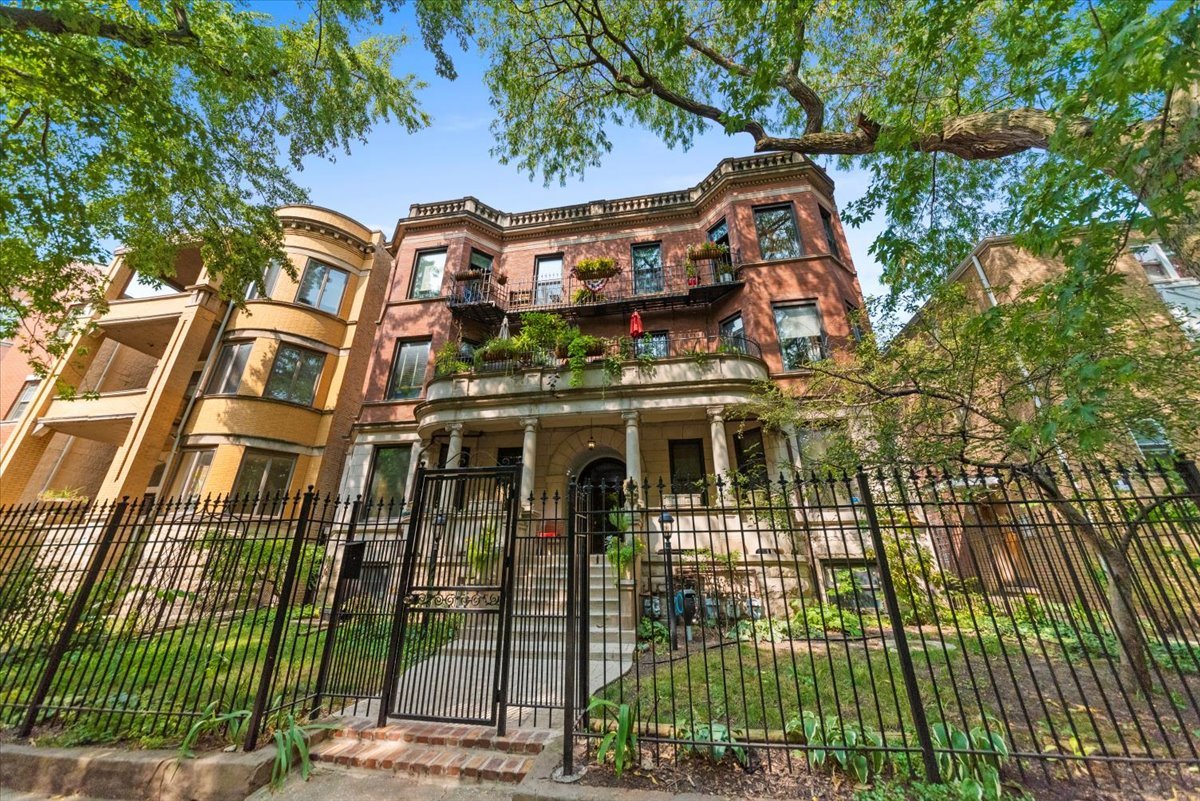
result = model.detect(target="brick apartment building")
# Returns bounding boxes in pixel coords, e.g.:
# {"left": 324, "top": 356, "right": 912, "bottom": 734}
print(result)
{"left": 0, "top": 206, "right": 390, "bottom": 505}
{"left": 918, "top": 235, "right": 1199, "bottom": 599}
{"left": 336, "top": 152, "right": 866, "bottom": 524}
{"left": 0, "top": 153, "right": 865, "bottom": 527}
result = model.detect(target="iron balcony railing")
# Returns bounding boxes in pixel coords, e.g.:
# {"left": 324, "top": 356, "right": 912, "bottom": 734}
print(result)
{"left": 459, "top": 332, "right": 763, "bottom": 375}
{"left": 447, "top": 257, "right": 739, "bottom": 313}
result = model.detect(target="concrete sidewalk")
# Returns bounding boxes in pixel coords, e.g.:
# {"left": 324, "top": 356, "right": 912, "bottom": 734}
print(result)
{"left": 247, "top": 764, "right": 517, "bottom": 801}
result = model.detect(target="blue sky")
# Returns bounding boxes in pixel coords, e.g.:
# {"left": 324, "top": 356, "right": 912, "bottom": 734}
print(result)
{"left": 286, "top": 6, "right": 889, "bottom": 302}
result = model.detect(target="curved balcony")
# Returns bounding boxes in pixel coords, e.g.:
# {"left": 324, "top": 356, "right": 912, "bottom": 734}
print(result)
{"left": 185, "top": 395, "right": 330, "bottom": 447}
{"left": 447, "top": 260, "right": 741, "bottom": 323}
{"left": 424, "top": 333, "right": 768, "bottom": 406}
{"left": 228, "top": 300, "right": 347, "bottom": 344}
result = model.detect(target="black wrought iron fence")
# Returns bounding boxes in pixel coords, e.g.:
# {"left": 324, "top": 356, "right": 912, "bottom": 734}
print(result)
{"left": 4, "top": 457, "right": 1200, "bottom": 796}
{"left": 0, "top": 491, "right": 408, "bottom": 749}
{"left": 564, "top": 459, "right": 1200, "bottom": 795}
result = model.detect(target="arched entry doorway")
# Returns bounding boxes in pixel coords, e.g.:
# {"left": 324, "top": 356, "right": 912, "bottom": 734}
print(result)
{"left": 577, "top": 457, "right": 626, "bottom": 554}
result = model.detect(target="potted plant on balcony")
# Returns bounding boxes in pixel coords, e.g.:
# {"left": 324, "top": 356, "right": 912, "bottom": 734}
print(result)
{"left": 684, "top": 261, "right": 701, "bottom": 287}
{"left": 687, "top": 242, "right": 733, "bottom": 282}
{"left": 571, "top": 256, "right": 620, "bottom": 282}
{"left": 572, "top": 286, "right": 602, "bottom": 305}
{"left": 475, "top": 336, "right": 522, "bottom": 365}
{"left": 434, "top": 341, "right": 472, "bottom": 376}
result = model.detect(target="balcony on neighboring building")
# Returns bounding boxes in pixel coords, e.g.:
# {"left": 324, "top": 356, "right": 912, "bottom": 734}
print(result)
{"left": 95, "top": 292, "right": 194, "bottom": 358}
{"left": 38, "top": 388, "right": 148, "bottom": 444}
{"left": 447, "top": 259, "right": 742, "bottom": 324}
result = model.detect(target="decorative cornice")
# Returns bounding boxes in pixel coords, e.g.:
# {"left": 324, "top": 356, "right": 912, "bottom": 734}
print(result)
{"left": 393, "top": 152, "right": 830, "bottom": 245}
{"left": 279, "top": 216, "right": 374, "bottom": 255}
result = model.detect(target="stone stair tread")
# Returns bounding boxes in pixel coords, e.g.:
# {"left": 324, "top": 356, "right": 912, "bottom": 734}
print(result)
{"left": 311, "top": 721, "right": 551, "bottom": 784}
{"left": 328, "top": 720, "right": 556, "bottom": 753}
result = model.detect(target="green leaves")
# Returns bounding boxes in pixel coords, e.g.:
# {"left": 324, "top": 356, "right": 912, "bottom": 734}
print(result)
{"left": 1, "top": 0, "right": 437, "bottom": 359}
{"left": 743, "top": 266, "right": 1200, "bottom": 471}
{"left": 437, "top": 0, "right": 1198, "bottom": 308}
{"left": 589, "top": 697, "right": 638, "bottom": 776}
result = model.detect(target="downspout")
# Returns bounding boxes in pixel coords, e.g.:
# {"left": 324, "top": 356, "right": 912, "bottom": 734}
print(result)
{"left": 160, "top": 294, "right": 236, "bottom": 493}
{"left": 971, "top": 254, "right": 1046, "bottom": 411}
{"left": 971, "top": 254, "right": 1071, "bottom": 470}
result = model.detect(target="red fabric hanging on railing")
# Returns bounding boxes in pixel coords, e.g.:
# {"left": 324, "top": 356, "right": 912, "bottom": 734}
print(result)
{"left": 630, "top": 310, "right": 644, "bottom": 338}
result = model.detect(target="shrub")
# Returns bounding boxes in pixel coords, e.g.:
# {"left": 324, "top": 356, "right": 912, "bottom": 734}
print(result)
{"left": 789, "top": 599, "right": 865, "bottom": 638}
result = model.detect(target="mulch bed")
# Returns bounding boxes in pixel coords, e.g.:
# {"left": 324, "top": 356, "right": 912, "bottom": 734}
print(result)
{"left": 574, "top": 740, "right": 856, "bottom": 799}
{"left": 575, "top": 739, "right": 1200, "bottom": 800}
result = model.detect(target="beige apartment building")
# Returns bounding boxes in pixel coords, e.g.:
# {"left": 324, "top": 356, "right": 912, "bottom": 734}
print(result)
{"left": 0, "top": 206, "right": 390, "bottom": 505}
{"left": 948, "top": 235, "right": 1199, "bottom": 458}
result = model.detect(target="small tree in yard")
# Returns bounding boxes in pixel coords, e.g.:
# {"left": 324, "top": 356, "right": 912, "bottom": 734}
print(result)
{"left": 743, "top": 276, "right": 1200, "bottom": 694}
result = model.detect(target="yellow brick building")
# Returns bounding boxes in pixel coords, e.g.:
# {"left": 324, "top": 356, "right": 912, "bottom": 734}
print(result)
{"left": 0, "top": 206, "right": 390, "bottom": 504}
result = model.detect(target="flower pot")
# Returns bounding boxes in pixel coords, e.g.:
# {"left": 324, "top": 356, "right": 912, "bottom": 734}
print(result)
{"left": 570, "top": 258, "right": 620, "bottom": 283}
{"left": 687, "top": 276, "right": 699, "bottom": 287}
{"left": 555, "top": 341, "right": 606, "bottom": 358}
{"left": 454, "top": 270, "right": 485, "bottom": 281}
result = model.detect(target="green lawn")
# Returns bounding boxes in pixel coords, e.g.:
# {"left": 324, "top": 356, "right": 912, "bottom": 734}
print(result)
{"left": 0, "top": 608, "right": 400, "bottom": 747}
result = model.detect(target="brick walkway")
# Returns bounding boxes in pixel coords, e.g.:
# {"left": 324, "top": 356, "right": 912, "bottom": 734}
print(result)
{"left": 310, "top": 720, "right": 557, "bottom": 784}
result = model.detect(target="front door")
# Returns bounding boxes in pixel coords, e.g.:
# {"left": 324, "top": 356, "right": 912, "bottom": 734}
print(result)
{"left": 578, "top": 457, "right": 626, "bottom": 554}
{"left": 382, "top": 465, "right": 520, "bottom": 729}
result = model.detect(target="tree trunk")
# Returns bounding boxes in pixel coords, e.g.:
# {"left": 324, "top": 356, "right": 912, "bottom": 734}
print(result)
{"left": 1030, "top": 472, "right": 1154, "bottom": 696}
{"left": 1123, "top": 84, "right": 1200, "bottom": 272}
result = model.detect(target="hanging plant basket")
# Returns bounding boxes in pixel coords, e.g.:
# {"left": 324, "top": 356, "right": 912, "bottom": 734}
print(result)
{"left": 571, "top": 257, "right": 621, "bottom": 287}
{"left": 476, "top": 338, "right": 521, "bottom": 362}
{"left": 687, "top": 242, "right": 730, "bottom": 261}
{"left": 555, "top": 337, "right": 606, "bottom": 359}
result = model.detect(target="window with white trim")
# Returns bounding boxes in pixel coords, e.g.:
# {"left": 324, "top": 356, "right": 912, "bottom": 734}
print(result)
{"left": 246, "top": 260, "right": 283, "bottom": 300}
{"left": 171, "top": 449, "right": 215, "bottom": 498}
{"left": 1131, "top": 419, "right": 1172, "bottom": 459}
{"left": 232, "top": 450, "right": 296, "bottom": 501}
{"left": 5, "top": 379, "right": 39, "bottom": 420}
{"left": 206, "top": 342, "right": 252, "bottom": 395}
{"left": 410, "top": 250, "right": 447, "bottom": 299}
{"left": 774, "top": 303, "right": 826, "bottom": 369}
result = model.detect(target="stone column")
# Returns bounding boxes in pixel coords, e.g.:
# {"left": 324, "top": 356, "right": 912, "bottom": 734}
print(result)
{"left": 520, "top": 417, "right": 538, "bottom": 507}
{"left": 96, "top": 289, "right": 224, "bottom": 500}
{"left": 445, "top": 422, "right": 465, "bottom": 468}
{"left": 622, "top": 411, "right": 641, "bottom": 498}
{"left": 402, "top": 440, "right": 424, "bottom": 504}
{"left": 708, "top": 405, "right": 731, "bottom": 479}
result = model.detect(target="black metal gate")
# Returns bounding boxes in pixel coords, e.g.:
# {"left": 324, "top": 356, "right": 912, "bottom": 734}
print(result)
{"left": 379, "top": 466, "right": 521, "bottom": 731}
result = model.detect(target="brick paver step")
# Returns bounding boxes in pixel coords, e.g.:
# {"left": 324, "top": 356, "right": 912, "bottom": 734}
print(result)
{"left": 310, "top": 733, "right": 538, "bottom": 784}
{"left": 328, "top": 719, "right": 556, "bottom": 754}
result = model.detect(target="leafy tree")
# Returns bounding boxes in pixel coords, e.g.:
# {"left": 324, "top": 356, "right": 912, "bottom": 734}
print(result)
{"left": 745, "top": 279, "right": 1200, "bottom": 472}
{"left": 741, "top": 275, "right": 1200, "bottom": 694}
{"left": 0, "top": 0, "right": 451, "bottom": 364}
{"left": 442, "top": 0, "right": 1197, "bottom": 303}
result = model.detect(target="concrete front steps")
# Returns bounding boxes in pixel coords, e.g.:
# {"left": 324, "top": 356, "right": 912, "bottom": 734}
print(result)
{"left": 310, "top": 719, "right": 556, "bottom": 785}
